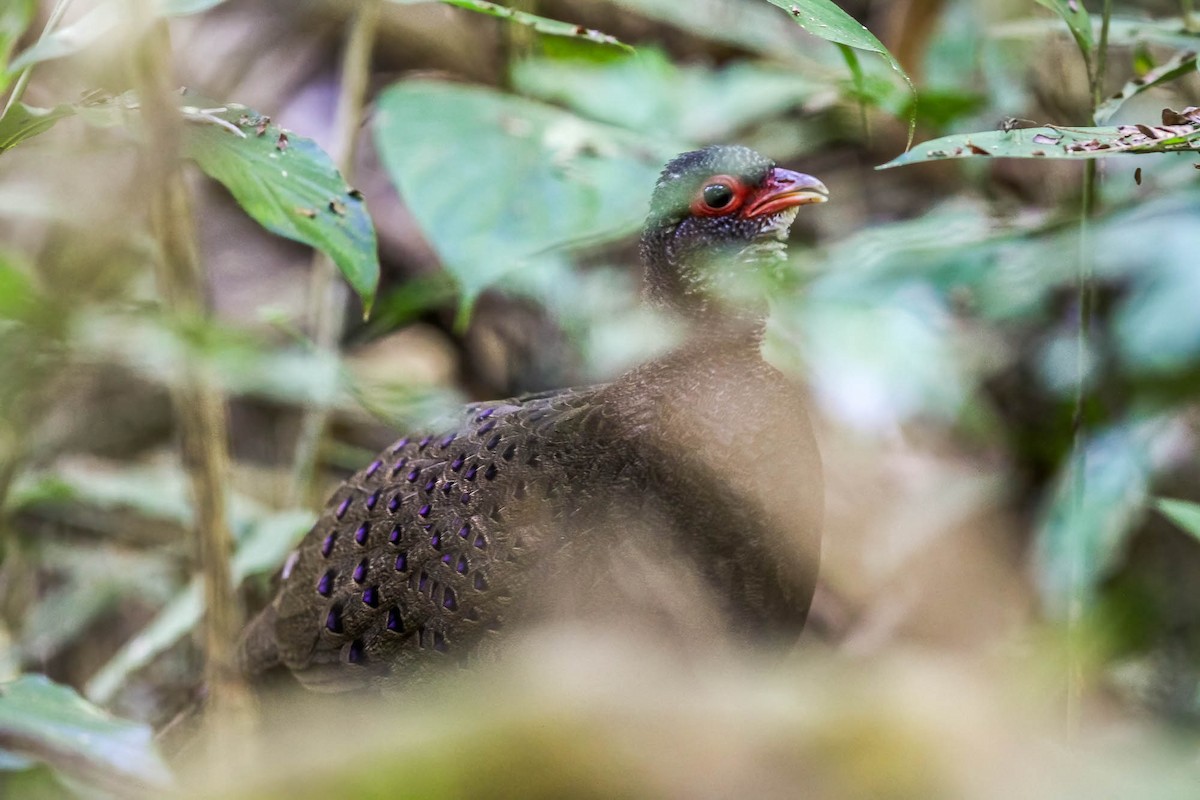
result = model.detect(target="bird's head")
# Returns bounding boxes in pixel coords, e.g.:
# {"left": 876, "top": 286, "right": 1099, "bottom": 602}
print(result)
{"left": 640, "top": 145, "right": 828, "bottom": 320}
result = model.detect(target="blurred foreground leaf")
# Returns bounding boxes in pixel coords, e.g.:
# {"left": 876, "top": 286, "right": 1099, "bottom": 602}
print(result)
{"left": 85, "top": 509, "right": 314, "bottom": 704}
{"left": 0, "top": 0, "right": 34, "bottom": 92}
{"left": 1155, "top": 498, "right": 1200, "bottom": 543}
{"left": 181, "top": 97, "right": 379, "bottom": 313}
{"left": 0, "top": 675, "right": 171, "bottom": 792}
{"left": 374, "top": 80, "right": 676, "bottom": 309}
{"left": 0, "top": 103, "right": 74, "bottom": 154}
{"left": 1094, "top": 50, "right": 1198, "bottom": 124}
{"left": 1034, "top": 0, "right": 1093, "bottom": 57}
{"left": 879, "top": 116, "right": 1200, "bottom": 168}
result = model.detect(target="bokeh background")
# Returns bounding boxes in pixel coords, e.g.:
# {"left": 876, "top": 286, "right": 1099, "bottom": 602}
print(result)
{"left": 3, "top": 0, "right": 1200, "bottom": 797}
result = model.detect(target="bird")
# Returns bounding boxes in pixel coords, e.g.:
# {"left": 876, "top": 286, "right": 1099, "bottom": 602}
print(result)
{"left": 238, "top": 145, "right": 829, "bottom": 691}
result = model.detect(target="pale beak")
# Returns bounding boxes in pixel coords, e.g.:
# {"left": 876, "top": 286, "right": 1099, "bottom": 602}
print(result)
{"left": 743, "top": 168, "right": 829, "bottom": 218}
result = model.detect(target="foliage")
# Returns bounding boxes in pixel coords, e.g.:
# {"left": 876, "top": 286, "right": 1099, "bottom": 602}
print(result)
{"left": 3, "top": 0, "right": 1200, "bottom": 795}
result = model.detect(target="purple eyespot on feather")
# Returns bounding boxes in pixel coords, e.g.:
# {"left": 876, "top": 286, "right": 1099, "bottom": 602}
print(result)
{"left": 387, "top": 607, "right": 403, "bottom": 632}
{"left": 355, "top": 523, "right": 370, "bottom": 545}
{"left": 335, "top": 497, "right": 351, "bottom": 519}
{"left": 473, "top": 573, "right": 488, "bottom": 591}
{"left": 458, "top": 523, "right": 471, "bottom": 539}
{"left": 418, "top": 435, "right": 432, "bottom": 450}
{"left": 486, "top": 435, "right": 501, "bottom": 451}
{"left": 353, "top": 559, "right": 368, "bottom": 583}
{"left": 388, "top": 496, "right": 401, "bottom": 513}
{"left": 391, "top": 457, "right": 408, "bottom": 477}
{"left": 418, "top": 504, "right": 431, "bottom": 518}
{"left": 456, "top": 555, "right": 468, "bottom": 574}
{"left": 484, "top": 464, "right": 498, "bottom": 481}
{"left": 419, "top": 572, "right": 429, "bottom": 592}
{"left": 317, "top": 570, "right": 334, "bottom": 596}
{"left": 365, "top": 460, "right": 382, "bottom": 478}
{"left": 451, "top": 455, "right": 465, "bottom": 471}
{"left": 347, "top": 638, "right": 364, "bottom": 664}
{"left": 406, "top": 468, "right": 421, "bottom": 483}
{"left": 391, "top": 437, "right": 410, "bottom": 454}
{"left": 389, "top": 526, "right": 401, "bottom": 545}
{"left": 395, "top": 551, "right": 408, "bottom": 571}
{"left": 460, "top": 493, "right": 471, "bottom": 506}
{"left": 441, "top": 553, "right": 453, "bottom": 565}
{"left": 362, "top": 586, "right": 379, "bottom": 607}
{"left": 365, "top": 490, "right": 380, "bottom": 511}
{"left": 326, "top": 605, "right": 343, "bottom": 633}
{"left": 440, "top": 433, "right": 456, "bottom": 449}
{"left": 473, "top": 534, "right": 486, "bottom": 550}
{"left": 478, "top": 420, "right": 496, "bottom": 435}
{"left": 321, "top": 532, "right": 337, "bottom": 557}
{"left": 475, "top": 408, "right": 494, "bottom": 422}
{"left": 424, "top": 479, "right": 436, "bottom": 492}
{"left": 464, "top": 466, "right": 477, "bottom": 481}
{"left": 431, "top": 531, "right": 441, "bottom": 548}
{"left": 443, "top": 587, "right": 457, "bottom": 611}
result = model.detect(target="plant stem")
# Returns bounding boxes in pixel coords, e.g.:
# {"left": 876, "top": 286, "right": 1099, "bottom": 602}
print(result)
{"left": 129, "top": 7, "right": 246, "bottom": 740}
{"left": 289, "top": 1, "right": 381, "bottom": 508}
{"left": 1067, "top": 0, "right": 1112, "bottom": 740}
{"left": 1, "top": 0, "right": 75, "bottom": 118}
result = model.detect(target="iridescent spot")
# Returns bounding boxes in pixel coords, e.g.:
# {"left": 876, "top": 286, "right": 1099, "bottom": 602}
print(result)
{"left": 418, "top": 572, "right": 429, "bottom": 592}
{"left": 317, "top": 570, "right": 335, "bottom": 596}
{"left": 418, "top": 504, "right": 431, "bottom": 518}
{"left": 484, "top": 464, "right": 498, "bottom": 481}
{"left": 442, "top": 482, "right": 455, "bottom": 495}
{"left": 451, "top": 455, "right": 465, "bottom": 471}
{"left": 418, "top": 435, "right": 432, "bottom": 450}
{"left": 441, "top": 553, "right": 453, "bottom": 565}
{"left": 502, "top": 444, "right": 516, "bottom": 461}
{"left": 362, "top": 586, "right": 379, "bottom": 607}
{"left": 474, "top": 572, "right": 488, "bottom": 591}
{"left": 406, "top": 468, "right": 421, "bottom": 483}
{"left": 388, "top": 496, "right": 401, "bottom": 513}
{"left": 423, "top": 479, "right": 436, "bottom": 493}
{"left": 365, "top": 490, "right": 380, "bottom": 511}
{"left": 478, "top": 420, "right": 496, "bottom": 435}
{"left": 440, "top": 433, "right": 456, "bottom": 449}
{"left": 391, "top": 436, "right": 410, "bottom": 454}
{"left": 431, "top": 531, "right": 441, "bottom": 549}
{"left": 456, "top": 555, "right": 468, "bottom": 574}
{"left": 458, "top": 523, "right": 471, "bottom": 539}
{"left": 473, "top": 534, "right": 486, "bottom": 550}
{"left": 486, "top": 434, "right": 501, "bottom": 451}
{"left": 326, "top": 605, "right": 343, "bottom": 633}
{"left": 433, "top": 631, "right": 447, "bottom": 652}
{"left": 365, "top": 460, "right": 382, "bottom": 478}
{"left": 335, "top": 497, "right": 351, "bottom": 519}
{"left": 395, "top": 551, "right": 408, "bottom": 571}
{"left": 443, "top": 587, "right": 457, "bottom": 611}
{"left": 321, "top": 532, "right": 337, "bottom": 557}
{"left": 387, "top": 607, "right": 404, "bottom": 632}
{"left": 460, "top": 493, "right": 471, "bottom": 506}
{"left": 389, "top": 526, "right": 401, "bottom": 545}
{"left": 464, "top": 466, "right": 478, "bottom": 481}
{"left": 391, "top": 457, "right": 408, "bottom": 477}
{"left": 355, "top": 523, "right": 370, "bottom": 545}
{"left": 475, "top": 408, "right": 494, "bottom": 422}
{"left": 347, "top": 639, "right": 364, "bottom": 664}
{"left": 353, "top": 559, "right": 368, "bottom": 583}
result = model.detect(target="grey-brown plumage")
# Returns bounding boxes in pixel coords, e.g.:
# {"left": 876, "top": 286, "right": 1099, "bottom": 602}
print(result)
{"left": 239, "top": 145, "right": 829, "bottom": 691}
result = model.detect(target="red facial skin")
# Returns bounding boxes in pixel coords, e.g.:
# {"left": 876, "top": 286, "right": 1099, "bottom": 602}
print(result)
{"left": 688, "top": 168, "right": 829, "bottom": 220}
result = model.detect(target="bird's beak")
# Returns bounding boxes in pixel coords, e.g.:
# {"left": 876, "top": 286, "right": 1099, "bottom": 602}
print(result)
{"left": 742, "top": 168, "right": 829, "bottom": 218}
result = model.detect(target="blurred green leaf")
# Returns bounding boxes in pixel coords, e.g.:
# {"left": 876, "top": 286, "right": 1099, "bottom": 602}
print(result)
{"left": 764, "top": 0, "right": 916, "bottom": 143}
{"left": 0, "top": 252, "right": 35, "bottom": 319}
{"left": 1156, "top": 497, "right": 1200, "bottom": 542}
{"left": 1035, "top": 424, "right": 1157, "bottom": 616}
{"left": 0, "top": 675, "right": 171, "bottom": 792}
{"left": 181, "top": 98, "right": 379, "bottom": 313}
{"left": 1035, "top": 0, "right": 1093, "bottom": 56}
{"left": 1094, "top": 49, "right": 1197, "bottom": 124}
{"left": 85, "top": 508, "right": 315, "bottom": 705}
{"left": 879, "top": 120, "right": 1200, "bottom": 168}
{"left": 608, "top": 0, "right": 805, "bottom": 58}
{"left": 0, "top": 0, "right": 33, "bottom": 92}
{"left": 389, "top": 0, "right": 630, "bottom": 51}
{"left": 0, "top": 103, "right": 74, "bottom": 154}
{"left": 513, "top": 49, "right": 832, "bottom": 144}
{"left": 373, "top": 80, "right": 676, "bottom": 307}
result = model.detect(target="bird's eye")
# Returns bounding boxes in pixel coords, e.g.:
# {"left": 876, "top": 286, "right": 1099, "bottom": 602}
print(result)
{"left": 703, "top": 183, "right": 735, "bottom": 209}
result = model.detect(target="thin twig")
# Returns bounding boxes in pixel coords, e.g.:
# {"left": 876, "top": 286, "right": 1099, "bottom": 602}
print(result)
{"left": 1, "top": 0, "right": 75, "bottom": 118}
{"left": 129, "top": 5, "right": 247, "bottom": 746}
{"left": 288, "top": 1, "right": 382, "bottom": 507}
{"left": 1066, "top": 0, "right": 1113, "bottom": 740}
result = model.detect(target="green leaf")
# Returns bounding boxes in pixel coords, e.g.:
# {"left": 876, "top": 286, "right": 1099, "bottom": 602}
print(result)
{"left": 181, "top": 98, "right": 379, "bottom": 313}
{"left": 1035, "top": 0, "right": 1093, "bottom": 57}
{"left": 1094, "top": 49, "right": 1198, "bottom": 124}
{"left": 389, "top": 0, "right": 630, "bottom": 51}
{"left": 373, "top": 80, "right": 676, "bottom": 307}
{"left": 1034, "top": 425, "right": 1153, "bottom": 617}
{"left": 763, "top": 0, "right": 916, "bottom": 145}
{"left": 878, "top": 119, "right": 1200, "bottom": 168}
{"left": 0, "top": 103, "right": 74, "bottom": 154}
{"left": 0, "top": 675, "right": 171, "bottom": 791}
{"left": 85, "top": 509, "right": 315, "bottom": 705}
{"left": 511, "top": 49, "right": 830, "bottom": 144}
{"left": 1155, "top": 497, "right": 1200, "bottom": 542}
{"left": 0, "top": 0, "right": 34, "bottom": 92}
